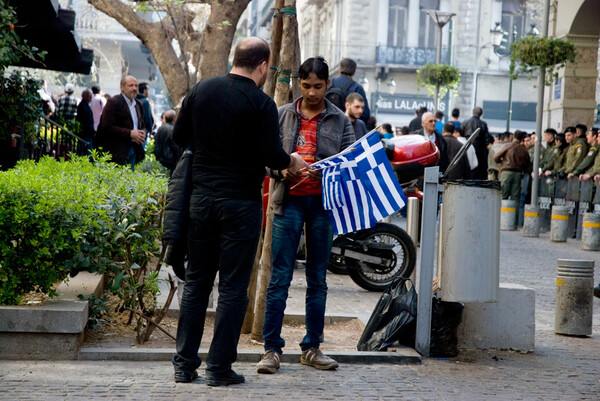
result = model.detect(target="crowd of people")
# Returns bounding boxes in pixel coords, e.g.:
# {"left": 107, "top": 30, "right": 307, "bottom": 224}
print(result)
{"left": 37, "top": 78, "right": 181, "bottom": 172}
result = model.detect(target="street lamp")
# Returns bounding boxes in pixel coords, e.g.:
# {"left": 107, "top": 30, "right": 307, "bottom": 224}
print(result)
{"left": 360, "top": 74, "right": 369, "bottom": 93}
{"left": 428, "top": 11, "right": 455, "bottom": 111}
{"left": 387, "top": 78, "right": 396, "bottom": 95}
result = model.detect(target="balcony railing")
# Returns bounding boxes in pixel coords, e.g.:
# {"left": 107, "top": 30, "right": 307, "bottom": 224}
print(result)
{"left": 376, "top": 45, "right": 449, "bottom": 66}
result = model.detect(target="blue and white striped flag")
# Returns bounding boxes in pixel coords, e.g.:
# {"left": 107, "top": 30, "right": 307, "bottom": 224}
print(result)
{"left": 312, "top": 129, "right": 406, "bottom": 235}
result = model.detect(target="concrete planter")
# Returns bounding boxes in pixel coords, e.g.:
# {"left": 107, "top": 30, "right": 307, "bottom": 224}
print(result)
{"left": 0, "top": 272, "right": 104, "bottom": 360}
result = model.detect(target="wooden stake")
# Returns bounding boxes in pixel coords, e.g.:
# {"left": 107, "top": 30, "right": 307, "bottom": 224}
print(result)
{"left": 264, "top": 0, "right": 284, "bottom": 99}
{"left": 251, "top": 0, "right": 298, "bottom": 342}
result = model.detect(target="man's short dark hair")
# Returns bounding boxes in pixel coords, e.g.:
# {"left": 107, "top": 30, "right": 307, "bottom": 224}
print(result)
{"left": 590, "top": 127, "right": 599, "bottom": 137}
{"left": 473, "top": 106, "right": 483, "bottom": 117}
{"left": 514, "top": 130, "right": 526, "bottom": 141}
{"left": 454, "top": 126, "right": 465, "bottom": 137}
{"left": 544, "top": 128, "right": 557, "bottom": 136}
{"left": 451, "top": 108, "right": 460, "bottom": 118}
{"left": 575, "top": 124, "right": 587, "bottom": 136}
{"left": 564, "top": 126, "right": 576, "bottom": 134}
{"left": 298, "top": 56, "right": 329, "bottom": 81}
{"left": 339, "top": 58, "right": 357, "bottom": 76}
{"left": 443, "top": 122, "right": 455, "bottom": 134}
{"left": 345, "top": 92, "right": 364, "bottom": 104}
{"left": 417, "top": 106, "right": 428, "bottom": 115}
{"left": 232, "top": 38, "right": 271, "bottom": 71}
{"left": 164, "top": 109, "right": 176, "bottom": 123}
{"left": 91, "top": 85, "right": 101, "bottom": 95}
{"left": 381, "top": 123, "right": 393, "bottom": 133}
{"left": 138, "top": 82, "right": 149, "bottom": 94}
{"left": 435, "top": 111, "right": 444, "bottom": 120}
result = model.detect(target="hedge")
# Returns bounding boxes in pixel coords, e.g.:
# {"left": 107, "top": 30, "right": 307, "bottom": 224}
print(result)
{"left": 0, "top": 155, "right": 167, "bottom": 305}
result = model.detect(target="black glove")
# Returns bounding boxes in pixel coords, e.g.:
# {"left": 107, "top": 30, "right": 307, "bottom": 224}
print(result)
{"left": 164, "top": 241, "right": 187, "bottom": 281}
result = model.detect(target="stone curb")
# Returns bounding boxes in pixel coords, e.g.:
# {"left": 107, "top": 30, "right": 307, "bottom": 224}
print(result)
{"left": 78, "top": 310, "right": 421, "bottom": 365}
{"left": 78, "top": 347, "right": 421, "bottom": 364}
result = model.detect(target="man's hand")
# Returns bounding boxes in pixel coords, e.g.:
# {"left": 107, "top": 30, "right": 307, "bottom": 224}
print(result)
{"left": 307, "top": 168, "right": 322, "bottom": 181}
{"left": 130, "top": 129, "right": 146, "bottom": 144}
{"left": 282, "top": 152, "right": 309, "bottom": 180}
{"left": 567, "top": 173, "right": 575, "bottom": 179}
{"left": 544, "top": 170, "right": 553, "bottom": 176}
{"left": 580, "top": 174, "right": 590, "bottom": 181}
{"left": 594, "top": 174, "right": 600, "bottom": 182}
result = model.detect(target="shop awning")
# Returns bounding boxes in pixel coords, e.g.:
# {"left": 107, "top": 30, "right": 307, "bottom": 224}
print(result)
{"left": 12, "top": 0, "right": 94, "bottom": 74}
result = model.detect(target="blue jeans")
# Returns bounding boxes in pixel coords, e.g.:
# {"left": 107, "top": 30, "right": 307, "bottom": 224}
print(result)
{"left": 262, "top": 195, "right": 333, "bottom": 354}
{"left": 172, "top": 193, "right": 262, "bottom": 375}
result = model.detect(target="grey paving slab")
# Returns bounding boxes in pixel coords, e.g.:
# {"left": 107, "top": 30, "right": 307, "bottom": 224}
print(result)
{"left": 2, "top": 220, "right": 600, "bottom": 399}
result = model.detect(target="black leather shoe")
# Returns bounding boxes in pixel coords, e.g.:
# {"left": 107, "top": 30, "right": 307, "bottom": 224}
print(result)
{"left": 594, "top": 284, "right": 600, "bottom": 299}
{"left": 205, "top": 370, "right": 245, "bottom": 387}
{"left": 174, "top": 370, "right": 198, "bottom": 383}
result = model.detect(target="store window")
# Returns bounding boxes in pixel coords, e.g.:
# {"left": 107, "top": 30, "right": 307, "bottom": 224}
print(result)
{"left": 501, "top": 0, "right": 527, "bottom": 45}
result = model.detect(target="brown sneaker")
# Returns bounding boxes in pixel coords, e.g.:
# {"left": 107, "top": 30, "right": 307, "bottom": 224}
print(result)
{"left": 256, "top": 350, "right": 281, "bottom": 374}
{"left": 300, "top": 348, "right": 338, "bottom": 370}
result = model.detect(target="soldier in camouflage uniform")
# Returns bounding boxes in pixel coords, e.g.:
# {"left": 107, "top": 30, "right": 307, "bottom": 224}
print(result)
{"left": 539, "top": 128, "right": 557, "bottom": 174}
{"left": 559, "top": 126, "right": 588, "bottom": 175}
{"left": 569, "top": 128, "right": 598, "bottom": 180}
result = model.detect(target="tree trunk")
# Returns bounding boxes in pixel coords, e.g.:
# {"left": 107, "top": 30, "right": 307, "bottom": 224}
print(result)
{"left": 197, "top": 0, "right": 252, "bottom": 81}
{"left": 251, "top": 0, "right": 297, "bottom": 342}
{"left": 264, "top": 0, "right": 284, "bottom": 99}
{"left": 88, "top": 0, "right": 250, "bottom": 106}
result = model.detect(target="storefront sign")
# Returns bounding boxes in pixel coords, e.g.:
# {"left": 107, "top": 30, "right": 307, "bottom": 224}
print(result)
{"left": 371, "top": 93, "right": 447, "bottom": 115}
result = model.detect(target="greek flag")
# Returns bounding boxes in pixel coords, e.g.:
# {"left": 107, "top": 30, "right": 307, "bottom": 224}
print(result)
{"left": 312, "top": 129, "right": 406, "bottom": 235}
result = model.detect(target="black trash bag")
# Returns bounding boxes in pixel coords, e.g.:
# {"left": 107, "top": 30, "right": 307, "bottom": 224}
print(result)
{"left": 357, "top": 277, "right": 417, "bottom": 351}
{"left": 429, "top": 297, "right": 464, "bottom": 357}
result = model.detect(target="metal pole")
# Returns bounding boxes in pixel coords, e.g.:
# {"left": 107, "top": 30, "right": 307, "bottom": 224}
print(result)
{"left": 506, "top": 78, "right": 513, "bottom": 132}
{"left": 415, "top": 166, "right": 440, "bottom": 357}
{"left": 506, "top": 26, "right": 517, "bottom": 132}
{"left": 434, "top": 26, "right": 442, "bottom": 111}
{"left": 531, "top": 0, "right": 550, "bottom": 206}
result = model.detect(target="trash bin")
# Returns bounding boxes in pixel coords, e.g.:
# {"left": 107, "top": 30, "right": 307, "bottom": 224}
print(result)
{"left": 555, "top": 259, "right": 595, "bottom": 336}
{"left": 440, "top": 180, "right": 501, "bottom": 302}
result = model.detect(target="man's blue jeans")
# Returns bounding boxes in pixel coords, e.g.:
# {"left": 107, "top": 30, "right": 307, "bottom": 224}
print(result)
{"left": 262, "top": 195, "right": 333, "bottom": 354}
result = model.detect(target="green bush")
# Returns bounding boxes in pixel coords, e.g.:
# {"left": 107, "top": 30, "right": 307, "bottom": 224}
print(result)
{"left": 0, "top": 154, "right": 167, "bottom": 305}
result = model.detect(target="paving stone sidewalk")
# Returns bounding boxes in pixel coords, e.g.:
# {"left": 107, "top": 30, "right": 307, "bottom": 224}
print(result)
{"left": 1, "top": 226, "right": 599, "bottom": 400}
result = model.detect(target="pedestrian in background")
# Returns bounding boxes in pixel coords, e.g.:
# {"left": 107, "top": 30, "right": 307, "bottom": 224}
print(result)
{"left": 96, "top": 75, "right": 146, "bottom": 170}
{"left": 56, "top": 83, "right": 78, "bottom": 121}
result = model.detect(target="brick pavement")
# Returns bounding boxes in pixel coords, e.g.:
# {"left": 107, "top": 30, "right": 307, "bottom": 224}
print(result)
{"left": 1, "top": 226, "right": 599, "bottom": 400}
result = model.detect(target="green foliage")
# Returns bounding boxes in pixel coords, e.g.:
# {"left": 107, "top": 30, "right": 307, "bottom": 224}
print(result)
{"left": 78, "top": 293, "right": 109, "bottom": 330}
{"left": 416, "top": 63, "right": 461, "bottom": 99}
{"left": 509, "top": 36, "right": 577, "bottom": 86}
{"left": 0, "top": 155, "right": 167, "bottom": 306}
{"left": 0, "top": 70, "right": 43, "bottom": 143}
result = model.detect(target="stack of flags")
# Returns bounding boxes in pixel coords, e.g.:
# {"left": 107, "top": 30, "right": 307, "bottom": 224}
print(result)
{"left": 311, "top": 129, "right": 406, "bottom": 235}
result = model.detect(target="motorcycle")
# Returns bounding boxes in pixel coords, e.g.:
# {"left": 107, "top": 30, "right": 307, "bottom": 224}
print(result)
{"left": 328, "top": 134, "right": 440, "bottom": 292}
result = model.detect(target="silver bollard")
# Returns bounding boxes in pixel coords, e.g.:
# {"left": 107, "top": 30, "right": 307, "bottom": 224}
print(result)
{"left": 522, "top": 204, "right": 540, "bottom": 237}
{"left": 551, "top": 205, "right": 570, "bottom": 242}
{"left": 555, "top": 259, "right": 595, "bottom": 336}
{"left": 406, "top": 197, "right": 420, "bottom": 245}
{"left": 500, "top": 199, "right": 517, "bottom": 231}
{"left": 581, "top": 213, "right": 600, "bottom": 251}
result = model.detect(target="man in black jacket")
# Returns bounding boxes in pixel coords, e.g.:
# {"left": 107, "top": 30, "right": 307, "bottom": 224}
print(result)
{"left": 462, "top": 106, "right": 491, "bottom": 179}
{"left": 96, "top": 76, "right": 146, "bottom": 169}
{"left": 170, "top": 37, "right": 306, "bottom": 386}
{"left": 75, "top": 89, "right": 94, "bottom": 156}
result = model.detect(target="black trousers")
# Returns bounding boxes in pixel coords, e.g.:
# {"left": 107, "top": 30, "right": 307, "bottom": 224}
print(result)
{"left": 172, "top": 193, "right": 261, "bottom": 375}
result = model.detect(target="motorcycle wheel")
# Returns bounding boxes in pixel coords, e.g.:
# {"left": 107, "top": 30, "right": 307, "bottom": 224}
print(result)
{"left": 328, "top": 236, "right": 349, "bottom": 275}
{"left": 346, "top": 223, "right": 416, "bottom": 292}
